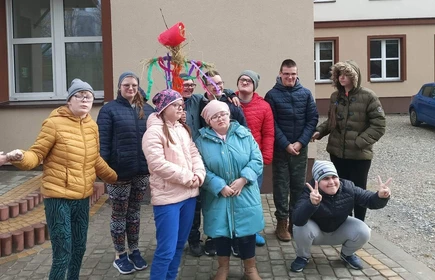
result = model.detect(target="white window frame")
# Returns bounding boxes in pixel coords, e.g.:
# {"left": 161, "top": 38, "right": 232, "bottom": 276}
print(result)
{"left": 6, "top": 0, "right": 103, "bottom": 101}
{"left": 369, "top": 39, "right": 401, "bottom": 82}
{"left": 314, "top": 41, "right": 334, "bottom": 83}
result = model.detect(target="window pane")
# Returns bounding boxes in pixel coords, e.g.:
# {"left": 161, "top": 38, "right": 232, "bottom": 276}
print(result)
{"left": 386, "top": 40, "right": 399, "bottom": 58}
{"left": 319, "top": 42, "right": 333, "bottom": 60}
{"left": 370, "top": 40, "right": 381, "bottom": 58}
{"left": 12, "top": 0, "right": 51, "bottom": 38}
{"left": 14, "top": 44, "right": 53, "bottom": 92}
{"left": 370, "top": 60, "right": 382, "bottom": 78}
{"left": 320, "top": 62, "right": 332, "bottom": 80}
{"left": 66, "top": 42, "right": 103, "bottom": 90}
{"left": 64, "top": 0, "right": 102, "bottom": 37}
{"left": 422, "top": 87, "right": 432, "bottom": 97}
{"left": 386, "top": 60, "right": 399, "bottom": 78}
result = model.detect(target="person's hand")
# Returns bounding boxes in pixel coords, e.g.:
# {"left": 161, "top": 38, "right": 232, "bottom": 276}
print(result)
{"left": 377, "top": 176, "right": 392, "bottom": 198}
{"left": 306, "top": 181, "right": 322, "bottom": 205}
{"left": 6, "top": 149, "right": 23, "bottom": 161}
{"left": 230, "top": 177, "right": 247, "bottom": 196}
{"left": 191, "top": 174, "right": 200, "bottom": 189}
{"left": 0, "top": 152, "right": 7, "bottom": 166}
{"left": 220, "top": 186, "right": 235, "bottom": 197}
{"left": 311, "top": 132, "right": 320, "bottom": 142}
{"left": 180, "top": 111, "right": 187, "bottom": 123}
{"left": 228, "top": 96, "right": 241, "bottom": 107}
{"left": 285, "top": 144, "right": 299, "bottom": 155}
{"left": 293, "top": 142, "right": 302, "bottom": 153}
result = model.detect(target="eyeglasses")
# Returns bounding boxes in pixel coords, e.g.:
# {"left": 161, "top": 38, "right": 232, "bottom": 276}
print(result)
{"left": 239, "top": 78, "right": 252, "bottom": 84}
{"left": 183, "top": 83, "right": 196, "bottom": 89}
{"left": 121, "top": 84, "right": 138, "bottom": 89}
{"left": 171, "top": 102, "right": 185, "bottom": 110}
{"left": 73, "top": 94, "right": 94, "bottom": 102}
{"left": 210, "top": 111, "right": 230, "bottom": 121}
{"left": 207, "top": 81, "right": 224, "bottom": 87}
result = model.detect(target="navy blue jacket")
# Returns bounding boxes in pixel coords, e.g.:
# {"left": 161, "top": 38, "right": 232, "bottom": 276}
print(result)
{"left": 199, "top": 90, "right": 248, "bottom": 128}
{"left": 97, "top": 95, "right": 155, "bottom": 181}
{"left": 265, "top": 77, "right": 318, "bottom": 151}
{"left": 292, "top": 179, "right": 389, "bottom": 232}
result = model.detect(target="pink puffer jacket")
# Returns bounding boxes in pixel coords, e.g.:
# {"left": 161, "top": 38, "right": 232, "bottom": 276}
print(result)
{"left": 142, "top": 113, "right": 206, "bottom": 205}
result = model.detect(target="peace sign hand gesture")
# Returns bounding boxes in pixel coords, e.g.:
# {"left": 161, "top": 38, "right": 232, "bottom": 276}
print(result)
{"left": 306, "top": 181, "right": 322, "bottom": 206}
{"left": 377, "top": 176, "right": 392, "bottom": 198}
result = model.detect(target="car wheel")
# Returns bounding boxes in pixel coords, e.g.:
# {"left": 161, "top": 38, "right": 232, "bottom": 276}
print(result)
{"left": 410, "top": 109, "right": 422, "bottom": 127}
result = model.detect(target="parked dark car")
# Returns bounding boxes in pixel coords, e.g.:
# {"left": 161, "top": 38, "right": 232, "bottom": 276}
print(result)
{"left": 409, "top": 82, "right": 435, "bottom": 127}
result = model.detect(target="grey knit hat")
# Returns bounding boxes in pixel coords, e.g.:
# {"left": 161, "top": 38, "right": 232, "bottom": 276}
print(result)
{"left": 237, "top": 70, "right": 260, "bottom": 91}
{"left": 67, "top": 79, "right": 94, "bottom": 101}
{"left": 312, "top": 160, "right": 338, "bottom": 182}
{"left": 118, "top": 71, "right": 140, "bottom": 89}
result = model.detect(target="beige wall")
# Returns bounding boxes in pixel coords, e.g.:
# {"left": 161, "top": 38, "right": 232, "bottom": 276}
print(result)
{"left": 0, "top": 1, "right": 315, "bottom": 158}
{"left": 110, "top": 0, "right": 315, "bottom": 99}
{"left": 315, "top": 25, "right": 435, "bottom": 99}
{"left": 0, "top": 105, "right": 103, "bottom": 153}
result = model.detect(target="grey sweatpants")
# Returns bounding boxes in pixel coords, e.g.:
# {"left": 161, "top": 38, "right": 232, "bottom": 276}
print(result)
{"left": 293, "top": 217, "right": 371, "bottom": 258}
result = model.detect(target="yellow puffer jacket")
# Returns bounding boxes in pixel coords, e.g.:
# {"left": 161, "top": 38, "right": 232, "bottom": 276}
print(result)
{"left": 12, "top": 106, "right": 117, "bottom": 199}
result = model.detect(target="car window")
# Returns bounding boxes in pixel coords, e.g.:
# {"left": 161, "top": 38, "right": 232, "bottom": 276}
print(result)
{"left": 431, "top": 88, "right": 435, "bottom": 99}
{"left": 422, "top": 86, "right": 432, "bottom": 97}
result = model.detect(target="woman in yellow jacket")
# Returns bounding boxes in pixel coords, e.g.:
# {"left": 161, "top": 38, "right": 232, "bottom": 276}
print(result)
{"left": 5, "top": 79, "right": 117, "bottom": 280}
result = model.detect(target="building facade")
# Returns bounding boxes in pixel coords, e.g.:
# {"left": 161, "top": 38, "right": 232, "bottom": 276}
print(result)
{"left": 314, "top": 0, "right": 435, "bottom": 114}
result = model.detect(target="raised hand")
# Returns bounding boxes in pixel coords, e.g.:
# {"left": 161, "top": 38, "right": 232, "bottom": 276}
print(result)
{"left": 180, "top": 111, "right": 187, "bottom": 123}
{"left": 229, "top": 96, "right": 241, "bottom": 107}
{"left": 6, "top": 149, "right": 23, "bottom": 161}
{"left": 0, "top": 152, "right": 7, "bottom": 166}
{"left": 306, "top": 181, "right": 322, "bottom": 205}
{"left": 220, "top": 186, "right": 235, "bottom": 197}
{"left": 377, "top": 175, "right": 392, "bottom": 198}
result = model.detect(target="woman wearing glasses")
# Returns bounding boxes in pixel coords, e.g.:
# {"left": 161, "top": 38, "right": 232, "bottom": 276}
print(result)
{"left": 142, "top": 89, "right": 205, "bottom": 280}
{"left": 96, "top": 72, "right": 155, "bottom": 275}
{"left": 5, "top": 79, "right": 117, "bottom": 280}
{"left": 194, "top": 100, "right": 264, "bottom": 280}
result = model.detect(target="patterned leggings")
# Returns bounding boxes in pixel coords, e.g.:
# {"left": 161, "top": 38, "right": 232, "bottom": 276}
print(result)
{"left": 44, "top": 197, "right": 89, "bottom": 280}
{"left": 107, "top": 175, "right": 149, "bottom": 253}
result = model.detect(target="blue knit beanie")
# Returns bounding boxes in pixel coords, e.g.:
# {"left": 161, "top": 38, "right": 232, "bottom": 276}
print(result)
{"left": 118, "top": 71, "right": 140, "bottom": 89}
{"left": 312, "top": 160, "right": 338, "bottom": 182}
{"left": 66, "top": 79, "right": 94, "bottom": 101}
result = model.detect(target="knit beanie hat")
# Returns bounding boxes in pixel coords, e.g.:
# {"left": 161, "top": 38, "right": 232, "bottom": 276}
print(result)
{"left": 118, "top": 71, "right": 140, "bottom": 89}
{"left": 152, "top": 89, "right": 182, "bottom": 114}
{"left": 312, "top": 160, "right": 339, "bottom": 182}
{"left": 179, "top": 73, "right": 195, "bottom": 81}
{"left": 201, "top": 100, "right": 230, "bottom": 125}
{"left": 237, "top": 70, "right": 260, "bottom": 91}
{"left": 66, "top": 79, "right": 94, "bottom": 101}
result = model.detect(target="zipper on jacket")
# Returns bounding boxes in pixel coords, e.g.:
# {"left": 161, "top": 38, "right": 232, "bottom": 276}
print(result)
{"left": 133, "top": 106, "right": 141, "bottom": 174}
{"left": 223, "top": 134, "right": 237, "bottom": 238}
{"left": 80, "top": 118, "right": 87, "bottom": 199}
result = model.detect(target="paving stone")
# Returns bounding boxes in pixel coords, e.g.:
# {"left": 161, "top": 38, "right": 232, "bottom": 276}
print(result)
{"left": 333, "top": 267, "right": 352, "bottom": 277}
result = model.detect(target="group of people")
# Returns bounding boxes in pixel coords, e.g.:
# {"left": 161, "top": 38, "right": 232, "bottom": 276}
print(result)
{"left": 0, "top": 58, "right": 392, "bottom": 280}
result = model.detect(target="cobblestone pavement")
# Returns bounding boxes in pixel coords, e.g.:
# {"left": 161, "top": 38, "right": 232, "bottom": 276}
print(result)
{"left": 2, "top": 150, "right": 435, "bottom": 280}
{"left": 1, "top": 190, "right": 435, "bottom": 279}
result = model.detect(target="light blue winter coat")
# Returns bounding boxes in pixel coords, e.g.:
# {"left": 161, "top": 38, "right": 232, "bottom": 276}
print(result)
{"left": 195, "top": 121, "right": 264, "bottom": 238}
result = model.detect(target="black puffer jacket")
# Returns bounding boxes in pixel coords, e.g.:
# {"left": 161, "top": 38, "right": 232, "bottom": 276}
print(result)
{"left": 292, "top": 179, "right": 389, "bottom": 232}
{"left": 97, "top": 95, "right": 155, "bottom": 181}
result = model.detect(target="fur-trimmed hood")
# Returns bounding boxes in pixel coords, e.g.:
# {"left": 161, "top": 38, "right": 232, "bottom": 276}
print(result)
{"left": 330, "top": 60, "right": 361, "bottom": 92}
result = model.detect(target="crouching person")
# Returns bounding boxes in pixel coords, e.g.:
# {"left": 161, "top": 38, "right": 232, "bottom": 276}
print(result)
{"left": 290, "top": 160, "right": 392, "bottom": 272}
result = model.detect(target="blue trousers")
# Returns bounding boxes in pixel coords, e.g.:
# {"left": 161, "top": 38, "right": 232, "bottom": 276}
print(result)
{"left": 150, "top": 197, "right": 196, "bottom": 280}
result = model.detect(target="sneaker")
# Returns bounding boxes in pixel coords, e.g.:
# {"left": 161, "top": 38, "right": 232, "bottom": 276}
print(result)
{"left": 128, "top": 249, "right": 148, "bottom": 270}
{"left": 204, "top": 237, "right": 216, "bottom": 256}
{"left": 113, "top": 252, "right": 136, "bottom": 274}
{"left": 189, "top": 241, "right": 204, "bottom": 257}
{"left": 255, "top": 233, "right": 266, "bottom": 247}
{"left": 231, "top": 239, "right": 240, "bottom": 258}
{"left": 340, "top": 252, "right": 363, "bottom": 270}
{"left": 290, "top": 256, "right": 309, "bottom": 272}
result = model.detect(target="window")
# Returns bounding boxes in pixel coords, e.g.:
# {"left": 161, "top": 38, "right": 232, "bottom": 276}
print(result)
{"left": 314, "top": 37, "right": 338, "bottom": 83}
{"left": 7, "top": 0, "right": 103, "bottom": 101}
{"left": 421, "top": 86, "right": 435, "bottom": 99}
{"left": 368, "top": 35, "right": 406, "bottom": 82}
